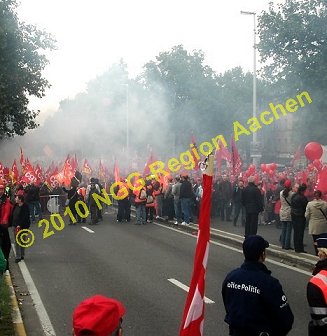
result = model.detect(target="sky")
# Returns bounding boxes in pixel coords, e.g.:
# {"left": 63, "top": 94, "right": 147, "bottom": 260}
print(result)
{"left": 17, "top": 0, "right": 280, "bottom": 123}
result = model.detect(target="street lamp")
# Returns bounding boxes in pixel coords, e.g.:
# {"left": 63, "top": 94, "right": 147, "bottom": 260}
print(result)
{"left": 121, "top": 83, "right": 129, "bottom": 159}
{"left": 240, "top": 10, "right": 259, "bottom": 165}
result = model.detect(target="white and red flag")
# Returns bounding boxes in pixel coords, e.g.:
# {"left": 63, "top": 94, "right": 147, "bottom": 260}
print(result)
{"left": 179, "top": 154, "right": 213, "bottom": 336}
{"left": 20, "top": 160, "right": 38, "bottom": 184}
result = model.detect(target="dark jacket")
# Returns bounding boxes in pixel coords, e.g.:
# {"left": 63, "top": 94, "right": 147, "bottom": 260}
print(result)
{"left": 63, "top": 186, "right": 79, "bottom": 204}
{"left": 10, "top": 203, "right": 31, "bottom": 229}
{"left": 179, "top": 180, "right": 194, "bottom": 199}
{"left": 222, "top": 261, "right": 294, "bottom": 336}
{"left": 232, "top": 185, "right": 243, "bottom": 204}
{"left": 291, "top": 193, "right": 308, "bottom": 217}
{"left": 219, "top": 180, "right": 232, "bottom": 202}
{"left": 307, "top": 258, "right": 327, "bottom": 336}
{"left": 25, "top": 185, "right": 40, "bottom": 202}
{"left": 241, "top": 183, "right": 264, "bottom": 214}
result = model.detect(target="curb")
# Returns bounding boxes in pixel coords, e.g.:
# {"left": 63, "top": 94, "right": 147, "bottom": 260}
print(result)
{"left": 117, "top": 205, "right": 317, "bottom": 271}
{"left": 151, "top": 214, "right": 318, "bottom": 271}
{"left": 5, "top": 271, "right": 27, "bottom": 336}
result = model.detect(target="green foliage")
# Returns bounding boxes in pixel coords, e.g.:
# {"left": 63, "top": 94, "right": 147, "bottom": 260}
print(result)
{"left": 257, "top": 0, "right": 327, "bottom": 143}
{"left": 0, "top": 277, "right": 15, "bottom": 336}
{"left": 0, "top": 0, "right": 56, "bottom": 139}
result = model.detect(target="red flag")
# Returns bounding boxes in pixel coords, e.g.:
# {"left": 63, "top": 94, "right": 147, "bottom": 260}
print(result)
{"left": 99, "top": 160, "right": 106, "bottom": 180}
{"left": 34, "top": 164, "right": 43, "bottom": 184}
{"left": 62, "top": 155, "right": 74, "bottom": 186}
{"left": 179, "top": 154, "right": 213, "bottom": 336}
{"left": 71, "top": 154, "right": 78, "bottom": 172}
{"left": 291, "top": 145, "right": 302, "bottom": 166}
{"left": 20, "top": 160, "right": 38, "bottom": 184}
{"left": 143, "top": 151, "right": 156, "bottom": 176}
{"left": 231, "top": 137, "right": 242, "bottom": 176}
{"left": 46, "top": 166, "right": 60, "bottom": 190}
{"left": 82, "top": 159, "right": 92, "bottom": 175}
{"left": 191, "top": 135, "right": 200, "bottom": 171}
{"left": 11, "top": 160, "right": 19, "bottom": 184}
{"left": 215, "top": 140, "right": 231, "bottom": 174}
{"left": 114, "top": 160, "right": 120, "bottom": 183}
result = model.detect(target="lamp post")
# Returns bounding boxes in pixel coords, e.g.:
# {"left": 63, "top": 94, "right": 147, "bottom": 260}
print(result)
{"left": 241, "top": 10, "right": 259, "bottom": 165}
{"left": 121, "top": 83, "right": 129, "bottom": 159}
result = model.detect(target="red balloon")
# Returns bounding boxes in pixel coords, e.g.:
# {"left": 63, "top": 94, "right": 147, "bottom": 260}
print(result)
{"left": 304, "top": 142, "right": 323, "bottom": 161}
{"left": 260, "top": 164, "right": 266, "bottom": 172}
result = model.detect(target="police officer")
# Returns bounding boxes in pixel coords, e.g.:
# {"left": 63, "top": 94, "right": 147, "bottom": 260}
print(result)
{"left": 307, "top": 233, "right": 327, "bottom": 336}
{"left": 222, "top": 235, "right": 294, "bottom": 336}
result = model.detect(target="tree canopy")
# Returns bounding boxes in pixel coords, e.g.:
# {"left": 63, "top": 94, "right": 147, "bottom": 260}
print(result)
{"left": 257, "top": 0, "right": 327, "bottom": 142}
{"left": 0, "top": 0, "right": 56, "bottom": 139}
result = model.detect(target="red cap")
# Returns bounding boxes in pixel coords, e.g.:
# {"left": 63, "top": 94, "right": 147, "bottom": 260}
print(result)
{"left": 73, "top": 295, "right": 125, "bottom": 336}
{"left": 284, "top": 180, "right": 292, "bottom": 188}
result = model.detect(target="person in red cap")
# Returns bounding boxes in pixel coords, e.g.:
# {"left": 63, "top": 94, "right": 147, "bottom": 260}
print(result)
{"left": 72, "top": 295, "right": 125, "bottom": 336}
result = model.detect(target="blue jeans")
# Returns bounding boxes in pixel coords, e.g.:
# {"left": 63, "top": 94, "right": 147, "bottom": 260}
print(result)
{"left": 181, "top": 198, "right": 192, "bottom": 224}
{"left": 174, "top": 198, "right": 182, "bottom": 222}
{"left": 281, "top": 221, "right": 292, "bottom": 249}
{"left": 28, "top": 201, "right": 42, "bottom": 221}
{"left": 136, "top": 204, "right": 146, "bottom": 224}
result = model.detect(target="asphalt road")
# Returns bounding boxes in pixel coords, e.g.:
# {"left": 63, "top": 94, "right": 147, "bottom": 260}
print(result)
{"left": 19, "top": 210, "right": 311, "bottom": 336}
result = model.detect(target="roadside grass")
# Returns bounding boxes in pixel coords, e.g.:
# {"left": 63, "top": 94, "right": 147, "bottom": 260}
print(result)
{"left": 0, "top": 275, "right": 15, "bottom": 336}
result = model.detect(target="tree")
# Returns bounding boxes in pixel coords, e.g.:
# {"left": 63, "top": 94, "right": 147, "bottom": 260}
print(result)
{"left": 257, "top": 0, "right": 327, "bottom": 143}
{"left": 0, "top": 0, "right": 56, "bottom": 139}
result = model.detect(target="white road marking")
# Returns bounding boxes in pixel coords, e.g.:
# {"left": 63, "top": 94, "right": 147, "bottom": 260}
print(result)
{"left": 81, "top": 226, "right": 94, "bottom": 233}
{"left": 168, "top": 278, "right": 215, "bottom": 304}
{"left": 12, "top": 244, "right": 56, "bottom": 336}
{"left": 153, "top": 222, "right": 312, "bottom": 276}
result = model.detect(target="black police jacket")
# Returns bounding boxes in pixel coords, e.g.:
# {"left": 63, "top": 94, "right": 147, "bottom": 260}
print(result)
{"left": 222, "top": 261, "right": 294, "bottom": 336}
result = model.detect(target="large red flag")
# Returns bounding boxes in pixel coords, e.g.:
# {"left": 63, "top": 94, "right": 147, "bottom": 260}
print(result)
{"left": 179, "top": 154, "right": 213, "bottom": 336}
